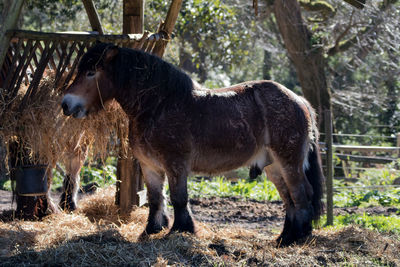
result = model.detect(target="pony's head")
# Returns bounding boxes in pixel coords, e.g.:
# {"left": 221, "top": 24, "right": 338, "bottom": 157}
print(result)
{"left": 61, "top": 43, "right": 119, "bottom": 118}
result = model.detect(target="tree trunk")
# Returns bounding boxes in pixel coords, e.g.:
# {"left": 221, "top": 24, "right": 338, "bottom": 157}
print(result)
{"left": 273, "top": 0, "right": 331, "bottom": 128}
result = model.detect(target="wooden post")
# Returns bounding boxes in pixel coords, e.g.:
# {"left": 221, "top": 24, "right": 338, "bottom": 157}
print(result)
{"left": 123, "top": 0, "right": 144, "bottom": 34}
{"left": 82, "top": 0, "right": 104, "bottom": 34}
{"left": 152, "top": 0, "right": 183, "bottom": 57}
{"left": 396, "top": 133, "right": 400, "bottom": 157}
{"left": 0, "top": 0, "right": 25, "bottom": 69}
{"left": 117, "top": 0, "right": 145, "bottom": 214}
{"left": 324, "top": 110, "right": 334, "bottom": 226}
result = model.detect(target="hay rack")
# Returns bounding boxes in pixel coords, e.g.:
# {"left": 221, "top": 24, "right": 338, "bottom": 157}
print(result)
{"left": 0, "top": 0, "right": 183, "bottom": 215}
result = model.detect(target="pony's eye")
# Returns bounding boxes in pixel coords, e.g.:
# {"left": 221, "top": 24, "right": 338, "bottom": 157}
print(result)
{"left": 86, "top": 71, "right": 95, "bottom": 77}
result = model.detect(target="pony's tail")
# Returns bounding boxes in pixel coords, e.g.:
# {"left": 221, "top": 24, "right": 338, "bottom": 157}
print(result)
{"left": 302, "top": 101, "right": 324, "bottom": 222}
{"left": 305, "top": 141, "right": 325, "bottom": 221}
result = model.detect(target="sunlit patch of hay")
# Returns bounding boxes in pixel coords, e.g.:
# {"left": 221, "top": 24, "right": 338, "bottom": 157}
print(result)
{"left": 0, "top": 71, "right": 129, "bottom": 166}
{"left": 1, "top": 186, "right": 400, "bottom": 266}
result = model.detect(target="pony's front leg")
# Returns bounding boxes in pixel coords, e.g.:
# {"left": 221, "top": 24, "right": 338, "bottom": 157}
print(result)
{"left": 166, "top": 165, "right": 196, "bottom": 234}
{"left": 60, "top": 144, "right": 88, "bottom": 211}
{"left": 141, "top": 164, "right": 170, "bottom": 236}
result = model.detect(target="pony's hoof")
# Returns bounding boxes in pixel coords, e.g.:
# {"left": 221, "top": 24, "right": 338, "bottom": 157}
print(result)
{"left": 275, "top": 228, "right": 312, "bottom": 247}
{"left": 276, "top": 234, "right": 295, "bottom": 247}
{"left": 59, "top": 201, "right": 76, "bottom": 212}
{"left": 143, "top": 214, "right": 171, "bottom": 237}
{"left": 170, "top": 218, "right": 197, "bottom": 234}
{"left": 138, "top": 231, "right": 151, "bottom": 242}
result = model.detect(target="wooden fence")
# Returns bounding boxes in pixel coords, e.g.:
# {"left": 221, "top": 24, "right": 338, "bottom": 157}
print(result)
{"left": 322, "top": 111, "right": 400, "bottom": 225}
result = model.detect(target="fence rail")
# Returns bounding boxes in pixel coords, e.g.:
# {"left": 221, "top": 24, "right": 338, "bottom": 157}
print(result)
{"left": 322, "top": 110, "right": 400, "bottom": 225}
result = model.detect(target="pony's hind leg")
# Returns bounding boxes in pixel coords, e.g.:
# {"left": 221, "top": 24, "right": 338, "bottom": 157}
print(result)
{"left": 279, "top": 159, "right": 314, "bottom": 244}
{"left": 166, "top": 163, "right": 196, "bottom": 234}
{"left": 141, "top": 164, "right": 170, "bottom": 236}
{"left": 265, "top": 162, "right": 296, "bottom": 246}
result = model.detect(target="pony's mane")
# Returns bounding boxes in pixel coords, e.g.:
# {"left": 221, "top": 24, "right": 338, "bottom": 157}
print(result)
{"left": 79, "top": 43, "right": 194, "bottom": 114}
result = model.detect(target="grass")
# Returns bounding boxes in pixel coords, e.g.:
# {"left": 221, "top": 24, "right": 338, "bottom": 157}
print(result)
{"left": 333, "top": 213, "right": 400, "bottom": 235}
{"left": 188, "top": 175, "right": 281, "bottom": 201}
{"left": 334, "top": 188, "right": 400, "bottom": 207}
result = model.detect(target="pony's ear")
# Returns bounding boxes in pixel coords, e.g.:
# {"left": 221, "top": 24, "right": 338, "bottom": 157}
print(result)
{"left": 104, "top": 45, "right": 119, "bottom": 63}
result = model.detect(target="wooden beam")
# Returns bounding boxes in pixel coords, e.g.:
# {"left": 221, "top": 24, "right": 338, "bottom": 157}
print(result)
{"left": 335, "top": 154, "right": 396, "bottom": 164}
{"left": 0, "top": 0, "right": 24, "bottom": 71}
{"left": 320, "top": 143, "right": 400, "bottom": 153}
{"left": 152, "top": 0, "right": 183, "bottom": 57}
{"left": 82, "top": 0, "right": 104, "bottom": 34}
{"left": 324, "top": 110, "right": 333, "bottom": 226}
{"left": 334, "top": 145, "right": 400, "bottom": 153}
{"left": 123, "top": 0, "right": 144, "bottom": 34}
{"left": 117, "top": 0, "right": 146, "bottom": 214}
{"left": 343, "top": 0, "right": 365, "bottom": 9}
{"left": 7, "top": 29, "right": 146, "bottom": 43}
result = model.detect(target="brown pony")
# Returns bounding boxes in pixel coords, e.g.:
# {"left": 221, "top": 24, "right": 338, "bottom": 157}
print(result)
{"left": 61, "top": 43, "right": 324, "bottom": 246}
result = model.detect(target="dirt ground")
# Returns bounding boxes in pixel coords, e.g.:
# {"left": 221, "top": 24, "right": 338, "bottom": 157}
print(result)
{"left": 2, "top": 189, "right": 398, "bottom": 231}
{"left": 0, "top": 189, "right": 285, "bottom": 233}
{"left": 1, "top": 188, "right": 399, "bottom": 266}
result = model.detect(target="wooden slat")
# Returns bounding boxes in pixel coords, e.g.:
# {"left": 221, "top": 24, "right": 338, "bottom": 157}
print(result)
{"left": 2, "top": 38, "right": 23, "bottom": 91}
{"left": 8, "top": 40, "right": 33, "bottom": 93}
{"left": 319, "top": 143, "right": 400, "bottom": 153}
{"left": 55, "top": 41, "right": 77, "bottom": 88}
{"left": 54, "top": 41, "right": 68, "bottom": 86}
{"left": 152, "top": 0, "right": 183, "bottom": 57}
{"left": 334, "top": 144, "right": 400, "bottom": 153}
{"left": 335, "top": 154, "right": 396, "bottom": 164}
{"left": 61, "top": 42, "right": 86, "bottom": 89}
{"left": 19, "top": 41, "right": 57, "bottom": 109}
{"left": 82, "top": 0, "right": 104, "bottom": 34}
{"left": 7, "top": 30, "right": 146, "bottom": 44}
{"left": 13, "top": 40, "right": 38, "bottom": 96}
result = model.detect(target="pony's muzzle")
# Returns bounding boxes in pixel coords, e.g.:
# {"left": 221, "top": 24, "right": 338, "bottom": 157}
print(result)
{"left": 61, "top": 101, "right": 71, "bottom": 116}
{"left": 61, "top": 94, "right": 87, "bottom": 118}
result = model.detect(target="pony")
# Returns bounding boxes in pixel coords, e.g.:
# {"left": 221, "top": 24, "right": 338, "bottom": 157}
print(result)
{"left": 61, "top": 43, "right": 324, "bottom": 246}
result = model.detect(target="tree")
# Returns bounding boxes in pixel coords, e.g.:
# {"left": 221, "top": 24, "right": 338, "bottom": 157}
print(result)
{"left": 267, "top": 0, "right": 399, "bottom": 131}
{"left": 273, "top": 0, "right": 331, "bottom": 127}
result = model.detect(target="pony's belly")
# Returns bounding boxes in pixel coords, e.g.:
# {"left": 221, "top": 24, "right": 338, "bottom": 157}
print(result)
{"left": 190, "top": 149, "right": 254, "bottom": 174}
{"left": 190, "top": 145, "right": 272, "bottom": 175}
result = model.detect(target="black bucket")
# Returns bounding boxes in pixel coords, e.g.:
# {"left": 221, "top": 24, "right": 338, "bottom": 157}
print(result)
{"left": 15, "top": 164, "right": 48, "bottom": 196}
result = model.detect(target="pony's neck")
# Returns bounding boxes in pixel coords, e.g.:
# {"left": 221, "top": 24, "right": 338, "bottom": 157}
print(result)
{"left": 112, "top": 49, "right": 194, "bottom": 119}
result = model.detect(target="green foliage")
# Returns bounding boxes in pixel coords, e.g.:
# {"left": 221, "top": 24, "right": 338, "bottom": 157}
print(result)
{"left": 1, "top": 180, "right": 12, "bottom": 191}
{"left": 23, "top": 0, "right": 85, "bottom": 31}
{"left": 332, "top": 213, "right": 400, "bottom": 235}
{"left": 51, "top": 158, "right": 117, "bottom": 191}
{"left": 80, "top": 163, "right": 116, "bottom": 187}
{"left": 334, "top": 188, "right": 400, "bottom": 207}
{"left": 187, "top": 175, "right": 281, "bottom": 202}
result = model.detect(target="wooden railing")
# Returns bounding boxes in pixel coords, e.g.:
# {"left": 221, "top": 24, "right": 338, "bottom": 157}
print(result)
{"left": 322, "top": 110, "right": 400, "bottom": 225}
{"left": 0, "top": 29, "right": 166, "bottom": 113}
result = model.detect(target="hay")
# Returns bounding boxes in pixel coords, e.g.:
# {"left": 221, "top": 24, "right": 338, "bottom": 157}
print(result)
{"left": 1, "top": 187, "right": 399, "bottom": 266}
{"left": 0, "top": 71, "right": 129, "bottom": 166}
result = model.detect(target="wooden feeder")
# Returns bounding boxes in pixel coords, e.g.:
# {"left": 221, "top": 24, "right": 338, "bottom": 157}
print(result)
{"left": 0, "top": 0, "right": 183, "bottom": 217}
